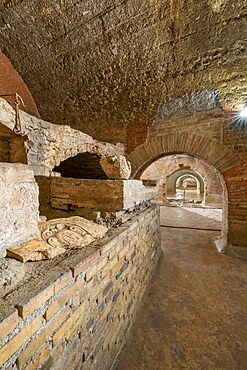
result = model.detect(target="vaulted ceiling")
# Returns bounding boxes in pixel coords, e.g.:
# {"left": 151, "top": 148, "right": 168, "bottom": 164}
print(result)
{"left": 0, "top": 0, "right": 246, "bottom": 143}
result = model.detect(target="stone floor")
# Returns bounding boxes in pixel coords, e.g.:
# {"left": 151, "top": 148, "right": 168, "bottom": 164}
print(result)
{"left": 160, "top": 205, "right": 222, "bottom": 230}
{"left": 113, "top": 206, "right": 247, "bottom": 370}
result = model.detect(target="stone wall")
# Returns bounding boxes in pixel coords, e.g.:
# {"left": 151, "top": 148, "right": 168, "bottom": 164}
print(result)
{"left": 0, "top": 206, "right": 160, "bottom": 370}
{"left": 0, "top": 163, "right": 39, "bottom": 255}
{"left": 0, "top": 98, "right": 124, "bottom": 177}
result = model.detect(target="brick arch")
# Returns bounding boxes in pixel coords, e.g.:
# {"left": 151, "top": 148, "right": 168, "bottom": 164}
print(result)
{"left": 127, "top": 132, "right": 242, "bottom": 178}
{"left": 169, "top": 170, "right": 204, "bottom": 195}
{"left": 128, "top": 132, "right": 247, "bottom": 259}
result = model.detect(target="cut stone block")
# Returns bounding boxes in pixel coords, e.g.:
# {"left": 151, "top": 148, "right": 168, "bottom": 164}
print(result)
{"left": 50, "top": 178, "right": 158, "bottom": 213}
{"left": 7, "top": 216, "right": 108, "bottom": 262}
{"left": 100, "top": 155, "right": 131, "bottom": 179}
{"left": 0, "top": 163, "right": 39, "bottom": 253}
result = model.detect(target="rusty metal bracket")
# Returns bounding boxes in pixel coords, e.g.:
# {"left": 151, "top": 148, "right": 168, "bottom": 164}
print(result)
{"left": 0, "top": 93, "right": 26, "bottom": 135}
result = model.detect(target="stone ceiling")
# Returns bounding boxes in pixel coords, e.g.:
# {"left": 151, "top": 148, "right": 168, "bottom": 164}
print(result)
{"left": 0, "top": 0, "right": 246, "bottom": 143}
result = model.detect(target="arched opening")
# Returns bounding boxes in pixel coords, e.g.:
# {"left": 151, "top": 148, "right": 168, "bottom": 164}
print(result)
{"left": 0, "top": 122, "right": 27, "bottom": 164}
{"left": 141, "top": 153, "right": 223, "bottom": 208}
{"left": 127, "top": 132, "right": 244, "bottom": 253}
{"left": 53, "top": 152, "right": 108, "bottom": 179}
{"left": 140, "top": 153, "right": 225, "bottom": 251}
{"left": 175, "top": 174, "right": 200, "bottom": 202}
{"left": 167, "top": 170, "right": 204, "bottom": 204}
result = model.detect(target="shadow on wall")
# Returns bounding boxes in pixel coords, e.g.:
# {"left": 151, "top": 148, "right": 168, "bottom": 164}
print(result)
{"left": 53, "top": 153, "right": 108, "bottom": 179}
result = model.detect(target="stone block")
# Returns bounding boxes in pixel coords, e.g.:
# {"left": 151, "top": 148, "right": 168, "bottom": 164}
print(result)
{"left": 0, "top": 163, "right": 39, "bottom": 252}
{"left": 50, "top": 178, "right": 158, "bottom": 213}
{"left": 7, "top": 216, "right": 108, "bottom": 262}
{"left": 100, "top": 155, "right": 131, "bottom": 179}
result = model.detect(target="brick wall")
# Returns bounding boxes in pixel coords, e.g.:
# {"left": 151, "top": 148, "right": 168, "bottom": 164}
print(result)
{"left": 223, "top": 109, "right": 247, "bottom": 163}
{"left": 149, "top": 109, "right": 224, "bottom": 143}
{"left": 0, "top": 51, "right": 40, "bottom": 118}
{"left": 126, "top": 108, "right": 225, "bottom": 155}
{"left": 126, "top": 121, "right": 150, "bottom": 155}
{"left": 127, "top": 131, "right": 247, "bottom": 258}
{"left": 0, "top": 206, "right": 161, "bottom": 370}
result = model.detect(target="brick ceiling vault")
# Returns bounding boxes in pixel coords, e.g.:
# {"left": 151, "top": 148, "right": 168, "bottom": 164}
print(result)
{"left": 0, "top": 0, "right": 246, "bottom": 144}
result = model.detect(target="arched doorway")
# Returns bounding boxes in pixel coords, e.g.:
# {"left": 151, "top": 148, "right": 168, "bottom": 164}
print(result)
{"left": 167, "top": 170, "right": 204, "bottom": 204}
{"left": 141, "top": 153, "right": 223, "bottom": 208}
{"left": 128, "top": 132, "right": 247, "bottom": 258}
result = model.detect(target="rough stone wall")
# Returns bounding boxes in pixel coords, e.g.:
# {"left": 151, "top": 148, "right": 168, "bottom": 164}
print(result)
{"left": 0, "top": 206, "right": 160, "bottom": 370}
{"left": 0, "top": 98, "right": 124, "bottom": 176}
{"left": 141, "top": 154, "right": 223, "bottom": 207}
{"left": 0, "top": 1, "right": 246, "bottom": 145}
{"left": 0, "top": 163, "right": 39, "bottom": 254}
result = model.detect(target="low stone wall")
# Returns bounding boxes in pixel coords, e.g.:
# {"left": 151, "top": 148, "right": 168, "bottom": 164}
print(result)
{"left": 0, "top": 163, "right": 39, "bottom": 255}
{"left": 0, "top": 206, "right": 160, "bottom": 370}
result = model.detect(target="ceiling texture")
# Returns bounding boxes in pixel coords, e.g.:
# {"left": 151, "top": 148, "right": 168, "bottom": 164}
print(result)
{"left": 0, "top": 0, "right": 246, "bottom": 144}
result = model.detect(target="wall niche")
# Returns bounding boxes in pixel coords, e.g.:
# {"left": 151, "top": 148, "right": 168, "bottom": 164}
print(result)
{"left": 0, "top": 122, "right": 27, "bottom": 164}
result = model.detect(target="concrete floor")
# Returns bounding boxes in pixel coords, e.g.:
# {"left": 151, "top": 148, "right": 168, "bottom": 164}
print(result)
{"left": 114, "top": 206, "right": 247, "bottom": 370}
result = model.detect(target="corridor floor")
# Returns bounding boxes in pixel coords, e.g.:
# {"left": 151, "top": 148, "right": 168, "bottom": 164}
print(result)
{"left": 113, "top": 206, "right": 247, "bottom": 370}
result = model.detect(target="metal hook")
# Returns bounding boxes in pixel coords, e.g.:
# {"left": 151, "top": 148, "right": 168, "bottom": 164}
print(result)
{"left": 0, "top": 93, "right": 26, "bottom": 135}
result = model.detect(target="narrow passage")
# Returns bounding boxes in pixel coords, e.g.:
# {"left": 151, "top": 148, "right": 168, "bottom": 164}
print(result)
{"left": 114, "top": 206, "right": 247, "bottom": 370}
